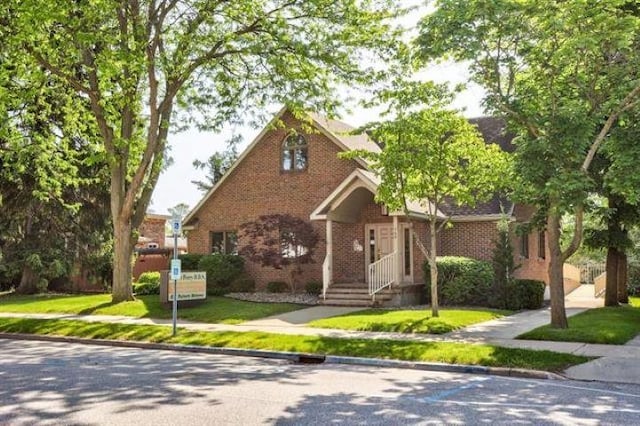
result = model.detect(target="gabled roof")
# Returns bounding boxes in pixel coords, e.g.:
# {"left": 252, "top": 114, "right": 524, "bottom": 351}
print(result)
{"left": 310, "top": 168, "right": 446, "bottom": 221}
{"left": 184, "top": 107, "right": 379, "bottom": 226}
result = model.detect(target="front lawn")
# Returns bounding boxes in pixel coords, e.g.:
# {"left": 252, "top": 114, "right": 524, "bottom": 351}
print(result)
{"left": 307, "top": 307, "right": 511, "bottom": 334}
{"left": 0, "top": 317, "right": 589, "bottom": 371}
{"left": 518, "top": 297, "right": 640, "bottom": 345}
{"left": 0, "top": 293, "right": 303, "bottom": 324}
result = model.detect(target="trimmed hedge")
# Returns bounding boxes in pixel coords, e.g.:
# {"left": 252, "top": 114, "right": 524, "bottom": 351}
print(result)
{"left": 424, "top": 257, "right": 494, "bottom": 306}
{"left": 305, "top": 281, "right": 322, "bottom": 296}
{"left": 197, "top": 254, "right": 245, "bottom": 296}
{"left": 133, "top": 271, "right": 161, "bottom": 295}
{"left": 515, "top": 279, "right": 545, "bottom": 310}
{"left": 179, "top": 253, "right": 205, "bottom": 271}
{"left": 267, "top": 281, "right": 289, "bottom": 293}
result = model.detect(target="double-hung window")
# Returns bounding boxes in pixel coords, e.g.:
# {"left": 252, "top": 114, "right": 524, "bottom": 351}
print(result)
{"left": 210, "top": 231, "right": 238, "bottom": 254}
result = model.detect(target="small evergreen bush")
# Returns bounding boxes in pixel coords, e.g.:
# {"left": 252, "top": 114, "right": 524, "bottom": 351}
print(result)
{"left": 515, "top": 279, "right": 545, "bottom": 309}
{"left": 197, "top": 254, "right": 244, "bottom": 295}
{"left": 229, "top": 276, "right": 256, "bottom": 293}
{"left": 305, "top": 280, "right": 322, "bottom": 295}
{"left": 179, "top": 253, "right": 205, "bottom": 270}
{"left": 266, "top": 281, "right": 289, "bottom": 293}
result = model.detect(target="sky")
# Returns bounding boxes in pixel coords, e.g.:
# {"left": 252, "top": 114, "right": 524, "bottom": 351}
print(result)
{"left": 148, "top": 1, "right": 486, "bottom": 216}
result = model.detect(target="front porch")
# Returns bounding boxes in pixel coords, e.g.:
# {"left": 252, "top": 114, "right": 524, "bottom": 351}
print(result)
{"left": 310, "top": 169, "right": 441, "bottom": 307}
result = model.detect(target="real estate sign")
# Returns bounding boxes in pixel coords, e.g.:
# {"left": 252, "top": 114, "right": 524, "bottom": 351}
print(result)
{"left": 167, "top": 271, "right": 207, "bottom": 301}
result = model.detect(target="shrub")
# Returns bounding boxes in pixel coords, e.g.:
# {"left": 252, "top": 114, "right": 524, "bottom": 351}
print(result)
{"left": 491, "top": 217, "right": 519, "bottom": 310}
{"left": 197, "top": 254, "right": 244, "bottom": 295}
{"left": 424, "top": 256, "right": 494, "bottom": 306}
{"left": 137, "top": 271, "right": 161, "bottom": 285}
{"left": 133, "top": 281, "right": 160, "bottom": 295}
{"left": 229, "top": 276, "right": 256, "bottom": 293}
{"left": 179, "top": 253, "right": 205, "bottom": 271}
{"left": 515, "top": 279, "right": 545, "bottom": 310}
{"left": 305, "top": 281, "right": 322, "bottom": 295}
{"left": 628, "top": 263, "right": 640, "bottom": 296}
{"left": 133, "top": 272, "right": 161, "bottom": 295}
{"left": 267, "top": 281, "right": 289, "bottom": 293}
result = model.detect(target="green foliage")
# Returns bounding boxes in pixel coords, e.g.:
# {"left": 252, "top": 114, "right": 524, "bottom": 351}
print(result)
{"left": 8, "top": 0, "right": 406, "bottom": 300}
{"left": 192, "top": 145, "right": 238, "bottom": 193}
{"left": 133, "top": 272, "right": 161, "bottom": 295}
{"left": 0, "top": 317, "right": 589, "bottom": 371}
{"left": 179, "top": 254, "right": 205, "bottom": 271}
{"left": 0, "top": 294, "right": 303, "bottom": 324}
{"left": 267, "top": 281, "right": 289, "bottom": 294}
{"left": 137, "top": 272, "right": 161, "bottom": 285}
{"left": 304, "top": 281, "right": 323, "bottom": 296}
{"left": 229, "top": 276, "right": 256, "bottom": 293}
{"left": 628, "top": 263, "right": 640, "bottom": 296}
{"left": 197, "top": 254, "right": 245, "bottom": 295}
{"left": 308, "top": 308, "right": 510, "bottom": 334}
{"left": 519, "top": 302, "right": 640, "bottom": 344}
{"left": 514, "top": 279, "right": 546, "bottom": 310}
{"left": 491, "top": 217, "right": 519, "bottom": 309}
{"left": 133, "top": 281, "right": 160, "bottom": 295}
{"left": 424, "top": 257, "right": 494, "bottom": 306}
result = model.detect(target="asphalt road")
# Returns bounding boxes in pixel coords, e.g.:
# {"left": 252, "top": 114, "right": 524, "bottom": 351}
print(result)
{"left": 1, "top": 339, "right": 639, "bottom": 425}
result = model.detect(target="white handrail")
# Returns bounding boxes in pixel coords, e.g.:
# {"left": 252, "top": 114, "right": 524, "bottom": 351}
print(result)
{"left": 322, "top": 254, "right": 331, "bottom": 300}
{"left": 368, "top": 251, "right": 396, "bottom": 298}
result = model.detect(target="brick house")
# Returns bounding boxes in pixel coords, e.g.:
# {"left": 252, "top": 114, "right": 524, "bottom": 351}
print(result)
{"left": 184, "top": 108, "right": 550, "bottom": 306}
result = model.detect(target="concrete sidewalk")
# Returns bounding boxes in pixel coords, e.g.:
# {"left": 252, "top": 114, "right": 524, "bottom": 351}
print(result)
{"left": 1, "top": 303, "right": 639, "bottom": 385}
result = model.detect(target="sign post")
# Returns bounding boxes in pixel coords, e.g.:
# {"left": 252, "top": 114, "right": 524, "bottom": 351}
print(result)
{"left": 170, "top": 217, "right": 182, "bottom": 336}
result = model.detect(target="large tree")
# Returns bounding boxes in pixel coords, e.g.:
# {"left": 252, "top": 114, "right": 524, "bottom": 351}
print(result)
{"left": 8, "top": 0, "right": 403, "bottom": 301}
{"left": 342, "top": 82, "right": 510, "bottom": 317}
{"left": 418, "top": 0, "right": 640, "bottom": 327}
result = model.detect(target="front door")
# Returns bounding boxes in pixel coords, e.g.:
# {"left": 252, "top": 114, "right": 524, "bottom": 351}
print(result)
{"left": 365, "top": 224, "right": 394, "bottom": 283}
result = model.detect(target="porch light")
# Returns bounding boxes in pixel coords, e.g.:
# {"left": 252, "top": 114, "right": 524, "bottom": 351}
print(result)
{"left": 381, "top": 205, "right": 388, "bottom": 216}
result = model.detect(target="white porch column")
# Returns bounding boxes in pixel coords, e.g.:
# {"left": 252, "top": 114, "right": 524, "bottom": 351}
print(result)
{"left": 393, "top": 215, "right": 401, "bottom": 285}
{"left": 324, "top": 219, "right": 333, "bottom": 290}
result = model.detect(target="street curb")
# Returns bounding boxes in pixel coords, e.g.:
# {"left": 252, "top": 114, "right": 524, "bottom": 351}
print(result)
{"left": 0, "top": 332, "right": 565, "bottom": 381}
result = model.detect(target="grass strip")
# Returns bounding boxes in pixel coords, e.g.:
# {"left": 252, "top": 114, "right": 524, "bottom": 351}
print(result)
{"left": 0, "top": 294, "right": 303, "bottom": 324}
{"left": 0, "top": 317, "right": 589, "bottom": 372}
{"left": 308, "top": 308, "right": 511, "bottom": 334}
{"left": 519, "top": 298, "right": 640, "bottom": 345}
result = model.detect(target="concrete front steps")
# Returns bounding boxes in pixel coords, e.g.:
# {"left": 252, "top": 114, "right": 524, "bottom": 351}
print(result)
{"left": 320, "top": 282, "right": 391, "bottom": 307}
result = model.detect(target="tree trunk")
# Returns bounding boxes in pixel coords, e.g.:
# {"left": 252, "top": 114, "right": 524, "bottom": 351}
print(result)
{"left": 547, "top": 212, "right": 568, "bottom": 328}
{"left": 429, "top": 219, "right": 439, "bottom": 317}
{"left": 15, "top": 264, "right": 39, "bottom": 294}
{"left": 605, "top": 247, "right": 619, "bottom": 306}
{"left": 618, "top": 251, "right": 629, "bottom": 304}
{"left": 112, "top": 216, "right": 134, "bottom": 302}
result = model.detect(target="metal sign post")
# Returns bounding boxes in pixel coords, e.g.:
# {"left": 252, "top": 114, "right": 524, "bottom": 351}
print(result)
{"left": 170, "top": 217, "right": 182, "bottom": 336}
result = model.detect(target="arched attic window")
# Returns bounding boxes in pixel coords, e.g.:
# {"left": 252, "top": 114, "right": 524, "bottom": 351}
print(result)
{"left": 282, "top": 133, "right": 308, "bottom": 172}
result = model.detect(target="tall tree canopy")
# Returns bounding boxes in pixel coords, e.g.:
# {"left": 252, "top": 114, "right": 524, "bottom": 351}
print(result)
{"left": 342, "top": 82, "right": 511, "bottom": 316}
{"left": 7, "top": 0, "right": 403, "bottom": 301}
{"left": 418, "top": 0, "right": 640, "bottom": 327}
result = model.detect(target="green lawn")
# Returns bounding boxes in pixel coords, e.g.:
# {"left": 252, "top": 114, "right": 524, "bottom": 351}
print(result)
{"left": 0, "top": 317, "right": 589, "bottom": 371}
{"left": 518, "top": 297, "right": 640, "bottom": 344}
{"left": 307, "top": 308, "right": 511, "bottom": 334}
{"left": 0, "top": 293, "right": 303, "bottom": 324}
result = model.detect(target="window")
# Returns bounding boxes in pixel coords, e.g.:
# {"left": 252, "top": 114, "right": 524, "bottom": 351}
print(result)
{"left": 538, "top": 230, "right": 546, "bottom": 259}
{"left": 404, "top": 228, "right": 411, "bottom": 275}
{"left": 280, "top": 229, "right": 308, "bottom": 258}
{"left": 210, "top": 231, "right": 237, "bottom": 254}
{"left": 520, "top": 232, "right": 529, "bottom": 259}
{"left": 282, "top": 133, "right": 308, "bottom": 171}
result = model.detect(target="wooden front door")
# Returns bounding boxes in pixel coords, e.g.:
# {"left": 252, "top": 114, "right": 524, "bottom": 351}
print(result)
{"left": 365, "top": 224, "right": 394, "bottom": 283}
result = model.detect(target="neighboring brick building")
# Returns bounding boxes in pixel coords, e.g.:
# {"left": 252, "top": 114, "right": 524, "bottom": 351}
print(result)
{"left": 133, "top": 214, "right": 171, "bottom": 280}
{"left": 184, "top": 108, "right": 550, "bottom": 304}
